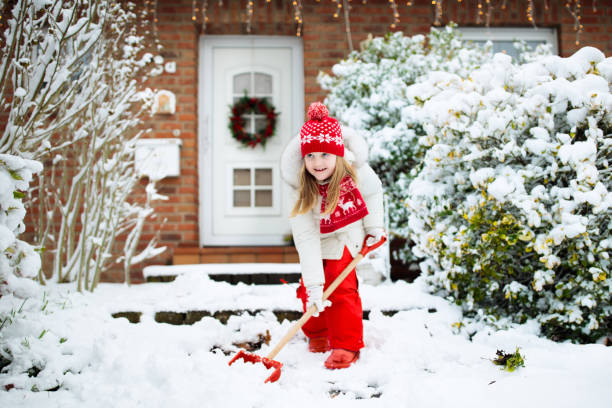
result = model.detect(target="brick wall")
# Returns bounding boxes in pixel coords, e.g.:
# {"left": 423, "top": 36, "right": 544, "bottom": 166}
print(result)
{"left": 134, "top": 0, "right": 611, "bottom": 284}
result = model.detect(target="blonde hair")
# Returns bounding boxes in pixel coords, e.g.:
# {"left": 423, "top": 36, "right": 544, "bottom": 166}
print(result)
{"left": 290, "top": 156, "right": 358, "bottom": 217}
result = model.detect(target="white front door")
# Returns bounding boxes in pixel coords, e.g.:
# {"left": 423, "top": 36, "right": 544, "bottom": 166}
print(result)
{"left": 199, "top": 36, "right": 304, "bottom": 246}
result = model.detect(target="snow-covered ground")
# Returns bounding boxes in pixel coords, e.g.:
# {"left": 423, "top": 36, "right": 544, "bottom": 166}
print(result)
{"left": 1, "top": 273, "right": 611, "bottom": 407}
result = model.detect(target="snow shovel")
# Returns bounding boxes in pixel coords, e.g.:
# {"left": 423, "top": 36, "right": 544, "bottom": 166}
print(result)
{"left": 228, "top": 234, "right": 387, "bottom": 383}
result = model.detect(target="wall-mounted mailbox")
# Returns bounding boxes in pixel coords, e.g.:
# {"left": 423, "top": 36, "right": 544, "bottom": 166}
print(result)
{"left": 135, "top": 138, "right": 182, "bottom": 180}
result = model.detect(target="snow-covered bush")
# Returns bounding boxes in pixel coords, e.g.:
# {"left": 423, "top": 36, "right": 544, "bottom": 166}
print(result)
{"left": 319, "top": 26, "right": 493, "bottom": 263}
{"left": 407, "top": 48, "right": 612, "bottom": 343}
{"left": 0, "top": 0, "right": 166, "bottom": 290}
{"left": 0, "top": 287, "right": 94, "bottom": 393}
{"left": 0, "top": 155, "right": 42, "bottom": 298}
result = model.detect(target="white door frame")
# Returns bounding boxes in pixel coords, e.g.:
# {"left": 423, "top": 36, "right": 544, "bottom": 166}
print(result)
{"left": 198, "top": 35, "right": 304, "bottom": 246}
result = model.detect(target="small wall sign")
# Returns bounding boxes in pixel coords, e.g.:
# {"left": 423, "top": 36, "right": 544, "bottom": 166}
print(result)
{"left": 164, "top": 61, "right": 176, "bottom": 74}
{"left": 152, "top": 90, "right": 176, "bottom": 115}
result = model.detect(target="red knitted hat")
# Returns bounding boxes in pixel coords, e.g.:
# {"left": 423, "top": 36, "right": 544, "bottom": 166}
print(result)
{"left": 299, "top": 102, "right": 344, "bottom": 158}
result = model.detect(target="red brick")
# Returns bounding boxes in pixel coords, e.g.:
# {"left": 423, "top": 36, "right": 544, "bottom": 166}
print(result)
{"left": 152, "top": 131, "right": 175, "bottom": 138}
{"left": 177, "top": 113, "right": 196, "bottom": 121}
{"left": 160, "top": 122, "right": 183, "bottom": 130}
{"left": 179, "top": 186, "right": 197, "bottom": 194}
{"left": 181, "top": 139, "right": 196, "bottom": 148}
{"left": 180, "top": 232, "right": 198, "bottom": 241}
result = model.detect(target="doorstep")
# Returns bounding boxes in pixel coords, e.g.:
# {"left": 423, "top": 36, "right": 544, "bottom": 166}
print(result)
{"left": 173, "top": 246, "right": 299, "bottom": 265}
{"left": 143, "top": 263, "right": 302, "bottom": 284}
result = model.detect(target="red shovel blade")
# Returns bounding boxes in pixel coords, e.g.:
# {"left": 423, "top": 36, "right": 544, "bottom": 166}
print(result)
{"left": 228, "top": 349, "right": 262, "bottom": 365}
{"left": 228, "top": 350, "right": 283, "bottom": 383}
{"left": 261, "top": 357, "right": 283, "bottom": 383}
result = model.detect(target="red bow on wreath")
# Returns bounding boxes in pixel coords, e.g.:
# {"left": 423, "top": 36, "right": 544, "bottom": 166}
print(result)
{"left": 228, "top": 95, "right": 279, "bottom": 148}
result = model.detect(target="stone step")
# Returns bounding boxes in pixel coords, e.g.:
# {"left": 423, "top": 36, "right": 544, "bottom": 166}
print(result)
{"left": 112, "top": 308, "right": 438, "bottom": 325}
{"left": 143, "top": 259, "right": 394, "bottom": 286}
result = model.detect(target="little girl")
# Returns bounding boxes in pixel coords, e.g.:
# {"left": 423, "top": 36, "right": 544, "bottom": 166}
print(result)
{"left": 280, "top": 102, "right": 385, "bottom": 369}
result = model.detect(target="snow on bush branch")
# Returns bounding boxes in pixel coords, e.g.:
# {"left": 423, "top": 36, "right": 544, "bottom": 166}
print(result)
{"left": 0, "top": 154, "right": 42, "bottom": 298}
{"left": 0, "top": 0, "right": 166, "bottom": 291}
{"left": 407, "top": 48, "right": 612, "bottom": 343}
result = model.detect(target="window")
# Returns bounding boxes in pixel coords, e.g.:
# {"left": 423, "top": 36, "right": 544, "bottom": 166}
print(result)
{"left": 232, "top": 71, "right": 274, "bottom": 136}
{"left": 456, "top": 27, "right": 558, "bottom": 60}
{"left": 228, "top": 165, "right": 278, "bottom": 214}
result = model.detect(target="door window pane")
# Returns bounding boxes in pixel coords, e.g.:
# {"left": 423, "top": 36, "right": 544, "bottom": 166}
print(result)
{"left": 254, "top": 73, "right": 272, "bottom": 94}
{"left": 254, "top": 117, "right": 268, "bottom": 134}
{"left": 233, "top": 73, "right": 251, "bottom": 94}
{"left": 255, "top": 190, "right": 273, "bottom": 207}
{"left": 233, "top": 169, "right": 251, "bottom": 186}
{"left": 230, "top": 166, "right": 274, "bottom": 209}
{"left": 255, "top": 168, "right": 272, "bottom": 186}
{"left": 233, "top": 190, "right": 251, "bottom": 207}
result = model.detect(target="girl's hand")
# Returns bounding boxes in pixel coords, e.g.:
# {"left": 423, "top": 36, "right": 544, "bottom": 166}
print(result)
{"left": 365, "top": 228, "right": 387, "bottom": 247}
{"left": 306, "top": 284, "right": 331, "bottom": 317}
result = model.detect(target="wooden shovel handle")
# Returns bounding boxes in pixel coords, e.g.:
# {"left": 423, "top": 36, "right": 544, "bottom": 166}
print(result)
{"left": 265, "top": 234, "right": 387, "bottom": 361}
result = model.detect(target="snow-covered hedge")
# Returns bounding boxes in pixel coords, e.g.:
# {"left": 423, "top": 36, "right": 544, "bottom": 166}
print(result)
{"left": 0, "top": 154, "right": 42, "bottom": 298}
{"left": 407, "top": 48, "right": 612, "bottom": 343}
{"left": 319, "top": 26, "right": 494, "bottom": 262}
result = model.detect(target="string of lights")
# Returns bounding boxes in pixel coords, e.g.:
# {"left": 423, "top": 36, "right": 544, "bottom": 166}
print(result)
{"left": 0, "top": 1, "right": 598, "bottom": 46}
{"left": 433, "top": 1, "right": 444, "bottom": 28}
{"left": 565, "top": 0, "right": 584, "bottom": 45}
{"left": 389, "top": 0, "right": 400, "bottom": 29}
{"left": 293, "top": 0, "right": 304, "bottom": 38}
{"left": 246, "top": 0, "right": 254, "bottom": 33}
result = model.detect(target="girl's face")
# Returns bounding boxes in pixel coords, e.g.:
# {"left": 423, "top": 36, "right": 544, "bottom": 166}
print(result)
{"left": 304, "top": 152, "right": 337, "bottom": 181}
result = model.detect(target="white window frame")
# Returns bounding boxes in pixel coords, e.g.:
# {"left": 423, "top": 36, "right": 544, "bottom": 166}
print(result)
{"left": 231, "top": 71, "right": 275, "bottom": 101}
{"left": 456, "top": 27, "right": 558, "bottom": 56}
{"left": 225, "top": 163, "right": 280, "bottom": 216}
{"left": 229, "top": 68, "right": 276, "bottom": 142}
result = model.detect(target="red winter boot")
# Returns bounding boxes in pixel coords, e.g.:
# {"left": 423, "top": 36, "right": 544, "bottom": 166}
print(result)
{"left": 309, "top": 337, "right": 330, "bottom": 353}
{"left": 324, "top": 349, "right": 359, "bottom": 369}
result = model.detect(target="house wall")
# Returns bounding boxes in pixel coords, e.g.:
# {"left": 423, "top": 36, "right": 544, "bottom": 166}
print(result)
{"left": 128, "top": 0, "right": 611, "bottom": 284}
{"left": 5, "top": 0, "right": 611, "bottom": 283}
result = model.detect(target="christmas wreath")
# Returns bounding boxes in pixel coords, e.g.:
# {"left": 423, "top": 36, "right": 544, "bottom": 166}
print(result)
{"left": 228, "top": 95, "right": 279, "bottom": 148}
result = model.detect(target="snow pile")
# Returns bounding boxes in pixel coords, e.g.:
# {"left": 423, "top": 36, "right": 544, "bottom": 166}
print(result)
{"left": 406, "top": 47, "right": 612, "bottom": 342}
{"left": 0, "top": 154, "right": 42, "bottom": 298}
{"left": 1, "top": 277, "right": 611, "bottom": 407}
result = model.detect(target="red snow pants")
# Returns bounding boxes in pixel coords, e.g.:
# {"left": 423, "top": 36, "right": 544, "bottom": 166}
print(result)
{"left": 296, "top": 246, "right": 364, "bottom": 352}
